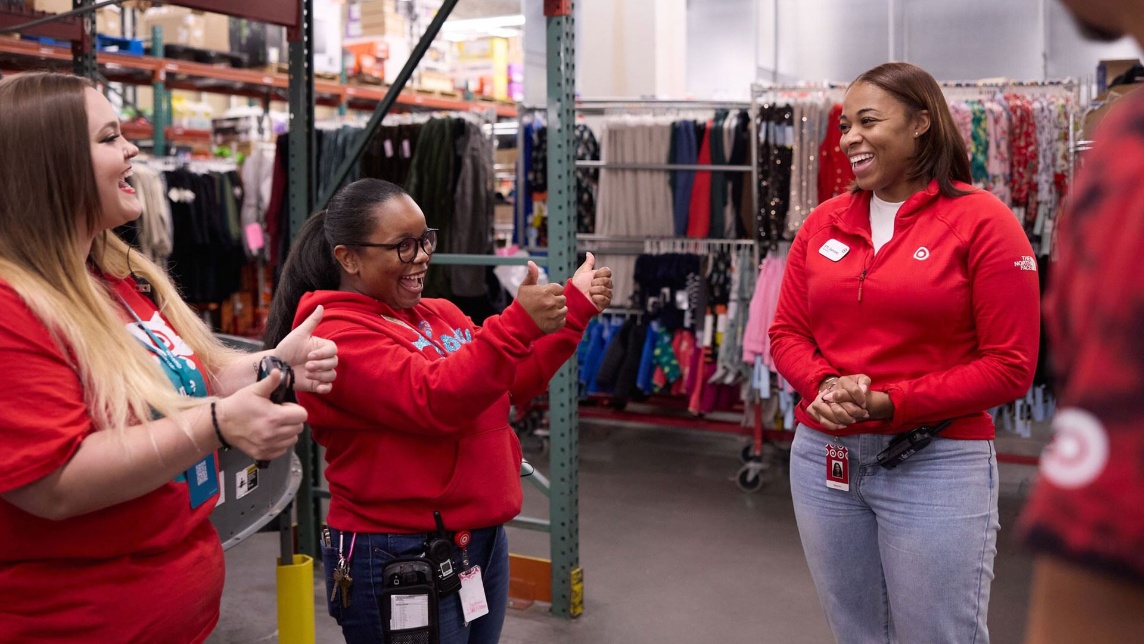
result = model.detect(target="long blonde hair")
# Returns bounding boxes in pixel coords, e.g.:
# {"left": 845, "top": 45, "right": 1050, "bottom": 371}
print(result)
{"left": 0, "top": 72, "right": 238, "bottom": 437}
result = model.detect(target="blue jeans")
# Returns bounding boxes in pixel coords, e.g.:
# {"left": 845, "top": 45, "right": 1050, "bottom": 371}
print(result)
{"left": 790, "top": 424, "right": 999, "bottom": 644}
{"left": 321, "top": 525, "right": 509, "bottom": 644}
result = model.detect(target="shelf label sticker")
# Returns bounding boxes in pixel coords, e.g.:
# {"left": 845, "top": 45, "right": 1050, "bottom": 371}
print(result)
{"left": 235, "top": 464, "right": 259, "bottom": 500}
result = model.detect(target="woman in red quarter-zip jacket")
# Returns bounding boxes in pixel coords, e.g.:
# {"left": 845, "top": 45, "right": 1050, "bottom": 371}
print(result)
{"left": 769, "top": 62, "right": 1039, "bottom": 644}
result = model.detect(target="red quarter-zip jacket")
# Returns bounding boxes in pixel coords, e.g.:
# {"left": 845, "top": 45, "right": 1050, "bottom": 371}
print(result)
{"left": 293, "top": 283, "right": 596, "bottom": 533}
{"left": 769, "top": 180, "right": 1040, "bottom": 439}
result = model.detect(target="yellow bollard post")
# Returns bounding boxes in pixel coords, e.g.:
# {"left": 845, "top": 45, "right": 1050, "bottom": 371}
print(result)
{"left": 276, "top": 554, "right": 315, "bottom": 644}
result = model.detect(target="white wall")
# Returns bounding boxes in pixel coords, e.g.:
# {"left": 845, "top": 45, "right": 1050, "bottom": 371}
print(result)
{"left": 525, "top": 0, "right": 1144, "bottom": 103}
{"left": 685, "top": 0, "right": 756, "bottom": 98}
{"left": 752, "top": 0, "right": 1144, "bottom": 89}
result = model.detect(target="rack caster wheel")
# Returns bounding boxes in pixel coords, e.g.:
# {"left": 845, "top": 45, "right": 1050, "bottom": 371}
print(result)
{"left": 736, "top": 464, "right": 765, "bottom": 493}
{"left": 740, "top": 444, "right": 762, "bottom": 464}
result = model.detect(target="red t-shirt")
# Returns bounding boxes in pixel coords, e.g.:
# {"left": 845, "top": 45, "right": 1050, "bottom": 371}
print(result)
{"left": 1018, "top": 91, "right": 1144, "bottom": 585}
{"left": 0, "top": 276, "right": 223, "bottom": 642}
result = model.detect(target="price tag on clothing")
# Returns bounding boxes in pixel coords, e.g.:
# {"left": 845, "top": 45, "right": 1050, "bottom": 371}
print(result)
{"left": 826, "top": 443, "right": 850, "bottom": 491}
{"left": 458, "top": 566, "right": 489, "bottom": 624}
{"left": 383, "top": 139, "right": 394, "bottom": 158}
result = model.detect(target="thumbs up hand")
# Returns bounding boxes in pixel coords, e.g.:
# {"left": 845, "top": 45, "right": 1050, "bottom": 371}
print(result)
{"left": 273, "top": 304, "right": 338, "bottom": 394}
{"left": 213, "top": 371, "right": 308, "bottom": 460}
{"left": 570, "top": 252, "right": 613, "bottom": 312}
{"left": 516, "top": 261, "right": 567, "bottom": 333}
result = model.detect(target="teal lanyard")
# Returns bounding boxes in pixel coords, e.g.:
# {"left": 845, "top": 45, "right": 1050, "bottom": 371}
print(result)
{"left": 116, "top": 293, "right": 201, "bottom": 397}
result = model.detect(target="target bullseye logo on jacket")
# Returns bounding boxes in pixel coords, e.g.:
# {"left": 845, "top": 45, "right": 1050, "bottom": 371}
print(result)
{"left": 913, "top": 246, "right": 930, "bottom": 261}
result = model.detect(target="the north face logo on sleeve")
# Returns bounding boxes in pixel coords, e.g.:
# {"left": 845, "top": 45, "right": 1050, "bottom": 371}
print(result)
{"left": 1014, "top": 256, "right": 1037, "bottom": 271}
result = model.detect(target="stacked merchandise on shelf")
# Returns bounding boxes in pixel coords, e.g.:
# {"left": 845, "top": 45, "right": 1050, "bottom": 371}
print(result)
{"left": 577, "top": 239, "right": 756, "bottom": 416}
{"left": 264, "top": 113, "right": 499, "bottom": 316}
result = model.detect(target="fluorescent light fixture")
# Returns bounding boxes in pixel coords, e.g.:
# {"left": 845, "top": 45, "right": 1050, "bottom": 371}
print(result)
{"left": 440, "top": 14, "right": 526, "bottom": 34}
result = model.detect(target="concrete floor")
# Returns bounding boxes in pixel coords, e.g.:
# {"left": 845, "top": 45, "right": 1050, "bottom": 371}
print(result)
{"left": 207, "top": 417, "right": 1043, "bottom": 644}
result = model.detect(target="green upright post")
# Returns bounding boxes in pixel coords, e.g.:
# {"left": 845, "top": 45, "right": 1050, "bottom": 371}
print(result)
{"left": 288, "top": 0, "right": 318, "bottom": 557}
{"left": 151, "top": 26, "right": 166, "bottom": 157}
{"left": 545, "top": 0, "right": 581, "bottom": 619}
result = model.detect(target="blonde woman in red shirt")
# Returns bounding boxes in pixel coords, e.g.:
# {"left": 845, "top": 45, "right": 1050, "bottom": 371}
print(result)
{"left": 769, "top": 62, "right": 1039, "bottom": 643}
{"left": 0, "top": 72, "right": 337, "bottom": 642}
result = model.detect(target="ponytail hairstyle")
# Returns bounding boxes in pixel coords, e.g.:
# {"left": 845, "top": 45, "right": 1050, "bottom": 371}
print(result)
{"left": 264, "top": 178, "right": 410, "bottom": 347}
{"left": 850, "top": 62, "right": 972, "bottom": 199}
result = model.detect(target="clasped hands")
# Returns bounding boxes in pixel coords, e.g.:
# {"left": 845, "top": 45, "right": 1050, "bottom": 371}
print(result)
{"left": 809, "top": 374, "right": 894, "bottom": 431}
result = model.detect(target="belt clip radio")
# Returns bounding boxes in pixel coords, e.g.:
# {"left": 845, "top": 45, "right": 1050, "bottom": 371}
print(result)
{"left": 876, "top": 419, "right": 954, "bottom": 470}
{"left": 425, "top": 510, "right": 461, "bottom": 596}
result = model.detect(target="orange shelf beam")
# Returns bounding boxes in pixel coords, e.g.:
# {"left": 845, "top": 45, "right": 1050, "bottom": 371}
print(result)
{"left": 0, "top": 39, "right": 516, "bottom": 117}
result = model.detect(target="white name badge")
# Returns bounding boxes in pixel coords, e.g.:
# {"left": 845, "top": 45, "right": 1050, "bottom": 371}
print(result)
{"left": 818, "top": 239, "right": 850, "bottom": 262}
{"left": 459, "top": 566, "right": 490, "bottom": 624}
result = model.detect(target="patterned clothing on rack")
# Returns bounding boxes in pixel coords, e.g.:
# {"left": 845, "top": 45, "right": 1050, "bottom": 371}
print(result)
{"left": 575, "top": 123, "right": 601, "bottom": 234}
{"left": 984, "top": 100, "right": 1011, "bottom": 205}
{"left": 1007, "top": 94, "right": 1039, "bottom": 215}
{"left": 818, "top": 103, "right": 855, "bottom": 204}
{"left": 969, "top": 102, "right": 989, "bottom": 186}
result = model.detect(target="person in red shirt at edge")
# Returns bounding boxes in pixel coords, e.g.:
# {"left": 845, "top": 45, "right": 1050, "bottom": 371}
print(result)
{"left": 262, "top": 177, "right": 613, "bottom": 644}
{"left": 0, "top": 73, "right": 338, "bottom": 643}
{"left": 768, "top": 62, "right": 1040, "bottom": 644}
{"left": 1018, "top": 1, "right": 1144, "bottom": 642}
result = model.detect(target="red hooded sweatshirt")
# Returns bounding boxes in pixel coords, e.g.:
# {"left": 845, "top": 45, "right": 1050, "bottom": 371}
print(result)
{"left": 769, "top": 180, "right": 1039, "bottom": 439}
{"left": 294, "top": 282, "right": 595, "bottom": 533}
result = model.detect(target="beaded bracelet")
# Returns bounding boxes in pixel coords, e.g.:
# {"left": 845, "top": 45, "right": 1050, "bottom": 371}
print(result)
{"left": 211, "top": 402, "right": 231, "bottom": 450}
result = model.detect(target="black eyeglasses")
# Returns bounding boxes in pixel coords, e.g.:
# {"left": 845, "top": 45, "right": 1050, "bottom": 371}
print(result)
{"left": 345, "top": 228, "right": 438, "bottom": 263}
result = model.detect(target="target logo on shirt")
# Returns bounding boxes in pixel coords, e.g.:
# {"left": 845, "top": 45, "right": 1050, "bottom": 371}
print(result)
{"left": 1040, "top": 407, "right": 1110, "bottom": 489}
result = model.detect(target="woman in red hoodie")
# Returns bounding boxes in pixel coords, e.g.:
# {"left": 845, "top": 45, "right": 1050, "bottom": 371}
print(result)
{"left": 769, "top": 63, "right": 1039, "bottom": 643}
{"left": 265, "top": 178, "right": 611, "bottom": 643}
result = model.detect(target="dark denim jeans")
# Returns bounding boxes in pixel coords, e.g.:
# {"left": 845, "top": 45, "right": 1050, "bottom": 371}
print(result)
{"left": 322, "top": 525, "right": 509, "bottom": 644}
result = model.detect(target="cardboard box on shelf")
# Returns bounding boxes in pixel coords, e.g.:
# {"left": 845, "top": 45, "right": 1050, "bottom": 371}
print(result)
{"left": 344, "top": 37, "right": 388, "bottom": 79}
{"left": 312, "top": 0, "right": 343, "bottom": 75}
{"left": 455, "top": 37, "right": 510, "bottom": 100}
{"left": 1097, "top": 58, "right": 1142, "bottom": 95}
{"left": 384, "top": 35, "right": 410, "bottom": 84}
{"left": 416, "top": 70, "right": 455, "bottom": 94}
{"left": 31, "top": 0, "right": 123, "bottom": 37}
{"left": 345, "top": 0, "right": 405, "bottom": 38}
{"left": 140, "top": 7, "right": 229, "bottom": 52}
{"left": 1083, "top": 82, "right": 1144, "bottom": 141}
{"left": 229, "top": 19, "right": 286, "bottom": 68}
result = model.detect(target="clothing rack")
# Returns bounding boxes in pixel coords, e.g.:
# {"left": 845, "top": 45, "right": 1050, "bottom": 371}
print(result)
{"left": 573, "top": 97, "right": 760, "bottom": 240}
{"left": 643, "top": 237, "right": 757, "bottom": 256}
{"left": 575, "top": 98, "right": 752, "bottom": 113}
{"left": 136, "top": 156, "right": 238, "bottom": 173}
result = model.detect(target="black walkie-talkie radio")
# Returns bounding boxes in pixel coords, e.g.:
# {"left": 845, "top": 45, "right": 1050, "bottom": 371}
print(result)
{"left": 876, "top": 419, "right": 954, "bottom": 470}
{"left": 255, "top": 355, "right": 294, "bottom": 469}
